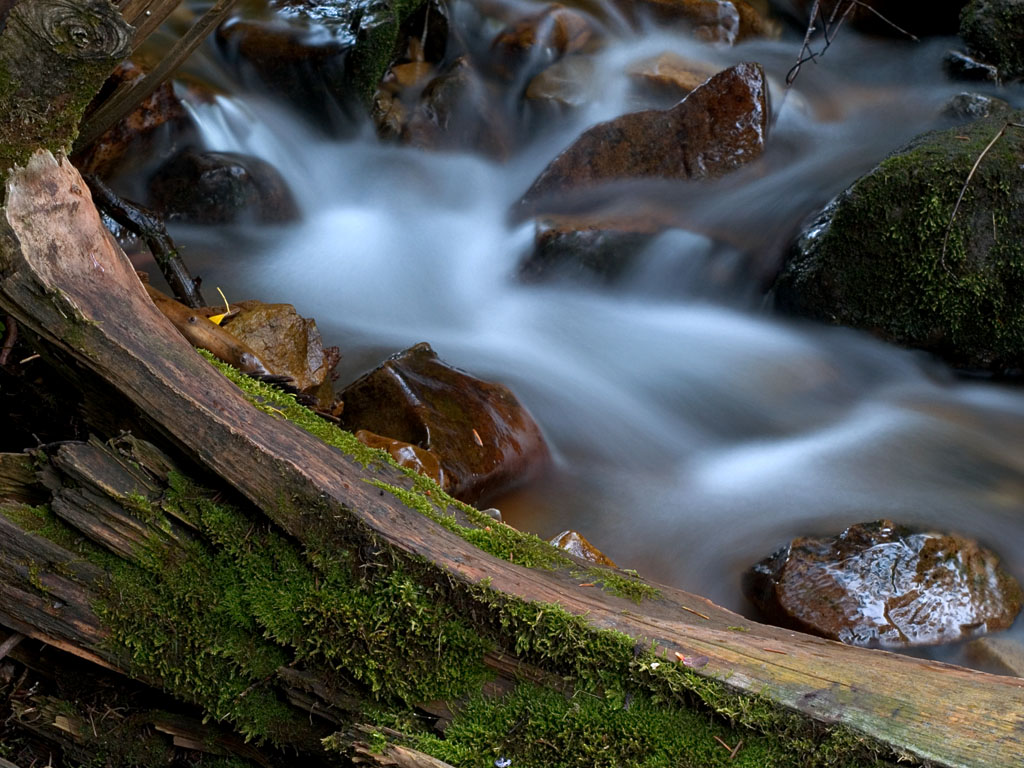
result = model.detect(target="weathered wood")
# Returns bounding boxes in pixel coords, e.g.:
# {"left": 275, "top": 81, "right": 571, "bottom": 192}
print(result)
{"left": 1, "top": 151, "right": 1023, "bottom": 767}
{"left": 0, "top": 453, "right": 44, "bottom": 504}
{"left": 0, "top": 1, "right": 131, "bottom": 180}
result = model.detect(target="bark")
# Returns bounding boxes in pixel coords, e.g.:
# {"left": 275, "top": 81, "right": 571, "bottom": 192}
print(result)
{"left": 1, "top": 151, "right": 1022, "bottom": 768}
{"left": 0, "top": 0, "right": 131, "bottom": 182}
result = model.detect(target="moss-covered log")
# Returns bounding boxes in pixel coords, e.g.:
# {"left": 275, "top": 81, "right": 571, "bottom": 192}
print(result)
{"left": 1, "top": 151, "right": 1024, "bottom": 767}
{"left": 0, "top": 0, "right": 131, "bottom": 183}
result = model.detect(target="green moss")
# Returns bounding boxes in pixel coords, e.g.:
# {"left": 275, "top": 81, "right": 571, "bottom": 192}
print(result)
{"left": 775, "top": 112, "right": 1024, "bottom": 371}
{"left": 203, "top": 350, "right": 659, "bottom": 604}
{"left": 960, "top": 0, "right": 1024, "bottom": 79}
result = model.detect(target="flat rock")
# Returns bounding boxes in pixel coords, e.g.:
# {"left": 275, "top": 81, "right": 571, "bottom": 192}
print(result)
{"left": 744, "top": 520, "right": 1023, "bottom": 648}
{"left": 338, "top": 343, "right": 549, "bottom": 504}
{"left": 967, "top": 635, "right": 1024, "bottom": 676}
{"left": 515, "top": 61, "right": 768, "bottom": 218}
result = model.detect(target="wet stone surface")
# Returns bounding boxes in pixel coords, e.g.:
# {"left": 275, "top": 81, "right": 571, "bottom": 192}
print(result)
{"left": 549, "top": 529, "right": 618, "bottom": 567}
{"left": 743, "top": 520, "right": 1023, "bottom": 648}
{"left": 515, "top": 61, "right": 768, "bottom": 218}
{"left": 338, "top": 343, "right": 549, "bottom": 504}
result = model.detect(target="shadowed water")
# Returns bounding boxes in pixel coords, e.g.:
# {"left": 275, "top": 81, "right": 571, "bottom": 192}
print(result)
{"left": 162, "top": 9, "right": 1024, "bottom": 668}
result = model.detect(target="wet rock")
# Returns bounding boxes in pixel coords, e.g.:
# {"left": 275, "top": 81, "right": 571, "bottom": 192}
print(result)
{"left": 960, "top": 0, "right": 1024, "bottom": 80}
{"left": 525, "top": 56, "right": 599, "bottom": 109}
{"left": 354, "top": 429, "right": 446, "bottom": 488}
{"left": 627, "top": 53, "right": 720, "bottom": 101}
{"left": 629, "top": 0, "right": 778, "bottom": 43}
{"left": 744, "top": 520, "right": 1023, "bottom": 648}
{"left": 772, "top": 111, "right": 1024, "bottom": 373}
{"left": 403, "top": 57, "right": 512, "bottom": 159}
{"left": 943, "top": 49, "right": 1000, "bottom": 82}
{"left": 967, "top": 635, "right": 1024, "bottom": 676}
{"left": 521, "top": 214, "right": 667, "bottom": 283}
{"left": 216, "top": 0, "right": 434, "bottom": 126}
{"left": 941, "top": 91, "right": 1012, "bottom": 121}
{"left": 549, "top": 529, "right": 618, "bottom": 567}
{"left": 147, "top": 149, "right": 299, "bottom": 225}
{"left": 338, "top": 343, "right": 549, "bottom": 504}
{"left": 516, "top": 62, "right": 768, "bottom": 218}
{"left": 490, "top": 4, "right": 595, "bottom": 81}
{"left": 220, "top": 301, "right": 339, "bottom": 409}
{"left": 73, "top": 61, "right": 198, "bottom": 179}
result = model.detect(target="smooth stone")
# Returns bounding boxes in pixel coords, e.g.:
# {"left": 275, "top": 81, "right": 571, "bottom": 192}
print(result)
{"left": 338, "top": 343, "right": 549, "bottom": 504}
{"left": 220, "top": 301, "right": 339, "bottom": 410}
{"left": 515, "top": 62, "right": 768, "bottom": 218}
{"left": 354, "top": 429, "right": 446, "bottom": 488}
{"left": 626, "top": 53, "right": 720, "bottom": 100}
{"left": 627, "top": 0, "right": 778, "bottom": 43}
{"left": 941, "top": 91, "right": 1012, "bottom": 121}
{"left": 549, "top": 529, "right": 618, "bottom": 567}
{"left": 146, "top": 149, "right": 299, "bottom": 225}
{"left": 743, "top": 520, "right": 1023, "bottom": 648}
{"left": 966, "top": 635, "right": 1024, "bottom": 676}
{"left": 489, "top": 3, "right": 595, "bottom": 80}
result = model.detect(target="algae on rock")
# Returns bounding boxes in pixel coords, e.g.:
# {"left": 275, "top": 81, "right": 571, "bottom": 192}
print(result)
{"left": 773, "top": 111, "right": 1024, "bottom": 373}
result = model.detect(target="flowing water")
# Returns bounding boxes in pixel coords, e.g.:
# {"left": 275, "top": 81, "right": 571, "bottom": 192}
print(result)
{"left": 151, "top": 1, "right": 1024, "bottom": 667}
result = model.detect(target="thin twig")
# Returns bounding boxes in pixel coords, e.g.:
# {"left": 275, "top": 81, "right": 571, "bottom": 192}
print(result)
{"left": 83, "top": 174, "right": 206, "bottom": 308}
{"left": 939, "top": 122, "right": 1021, "bottom": 269}
{"left": 850, "top": 0, "right": 919, "bottom": 41}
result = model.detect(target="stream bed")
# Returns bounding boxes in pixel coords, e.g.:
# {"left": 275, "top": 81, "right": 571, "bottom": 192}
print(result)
{"left": 149, "top": 0, "right": 1024, "bottom": 670}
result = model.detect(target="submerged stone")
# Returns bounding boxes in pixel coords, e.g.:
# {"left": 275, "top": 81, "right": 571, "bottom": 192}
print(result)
{"left": 772, "top": 111, "right": 1024, "bottom": 373}
{"left": 743, "top": 520, "right": 1023, "bottom": 648}
{"left": 147, "top": 149, "right": 299, "bottom": 225}
{"left": 515, "top": 62, "right": 768, "bottom": 218}
{"left": 627, "top": 0, "right": 778, "bottom": 44}
{"left": 549, "top": 529, "right": 617, "bottom": 567}
{"left": 338, "top": 343, "right": 549, "bottom": 504}
{"left": 489, "top": 3, "right": 595, "bottom": 81}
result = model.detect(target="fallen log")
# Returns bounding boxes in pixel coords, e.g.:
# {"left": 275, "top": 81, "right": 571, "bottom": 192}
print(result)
{"left": 1, "top": 151, "right": 1023, "bottom": 767}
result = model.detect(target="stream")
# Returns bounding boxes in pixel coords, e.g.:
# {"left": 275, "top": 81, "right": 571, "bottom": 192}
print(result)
{"left": 145, "top": 1, "right": 1024, "bottom": 669}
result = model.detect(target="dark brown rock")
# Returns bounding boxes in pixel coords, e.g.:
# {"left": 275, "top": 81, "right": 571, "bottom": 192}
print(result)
{"left": 490, "top": 4, "right": 595, "bottom": 80}
{"left": 744, "top": 520, "right": 1023, "bottom": 648}
{"left": 628, "top": 0, "right": 778, "bottom": 43}
{"left": 338, "top": 343, "right": 549, "bottom": 504}
{"left": 73, "top": 61, "right": 198, "bottom": 179}
{"left": 354, "top": 429, "right": 446, "bottom": 488}
{"left": 402, "top": 57, "right": 512, "bottom": 159}
{"left": 146, "top": 149, "right": 299, "bottom": 225}
{"left": 549, "top": 529, "right": 618, "bottom": 567}
{"left": 516, "top": 61, "right": 768, "bottom": 217}
{"left": 220, "top": 301, "right": 339, "bottom": 409}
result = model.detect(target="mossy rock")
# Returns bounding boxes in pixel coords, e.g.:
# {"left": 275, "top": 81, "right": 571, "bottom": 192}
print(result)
{"left": 772, "top": 111, "right": 1024, "bottom": 373}
{"left": 960, "top": 0, "right": 1024, "bottom": 80}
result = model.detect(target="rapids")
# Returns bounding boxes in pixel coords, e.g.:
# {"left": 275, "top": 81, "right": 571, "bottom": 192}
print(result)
{"left": 155, "top": 2, "right": 1024, "bottom": 668}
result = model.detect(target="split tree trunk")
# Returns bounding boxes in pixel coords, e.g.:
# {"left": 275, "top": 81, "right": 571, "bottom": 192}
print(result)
{"left": 0, "top": 149, "right": 1022, "bottom": 768}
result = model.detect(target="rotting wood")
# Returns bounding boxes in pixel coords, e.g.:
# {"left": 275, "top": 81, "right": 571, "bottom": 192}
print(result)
{"left": 0, "top": 152, "right": 1023, "bottom": 767}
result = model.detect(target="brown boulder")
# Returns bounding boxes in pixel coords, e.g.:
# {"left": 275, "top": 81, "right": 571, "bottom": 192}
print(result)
{"left": 221, "top": 301, "right": 339, "bottom": 409}
{"left": 338, "top": 343, "right": 549, "bottom": 504}
{"left": 549, "top": 530, "right": 618, "bottom": 567}
{"left": 627, "top": 0, "right": 779, "bottom": 43}
{"left": 515, "top": 61, "right": 768, "bottom": 218}
{"left": 744, "top": 520, "right": 1023, "bottom": 648}
{"left": 490, "top": 4, "right": 595, "bottom": 80}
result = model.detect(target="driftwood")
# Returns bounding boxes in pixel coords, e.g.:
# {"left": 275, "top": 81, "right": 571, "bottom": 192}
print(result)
{"left": 1, "top": 149, "right": 1023, "bottom": 766}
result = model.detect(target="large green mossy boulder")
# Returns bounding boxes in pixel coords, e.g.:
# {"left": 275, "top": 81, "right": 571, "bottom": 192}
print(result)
{"left": 960, "top": 0, "right": 1024, "bottom": 80}
{"left": 773, "top": 112, "right": 1024, "bottom": 373}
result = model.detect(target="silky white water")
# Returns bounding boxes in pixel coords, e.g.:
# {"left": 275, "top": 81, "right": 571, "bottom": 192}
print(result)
{"left": 163, "top": 13, "right": 1024, "bottom": 665}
